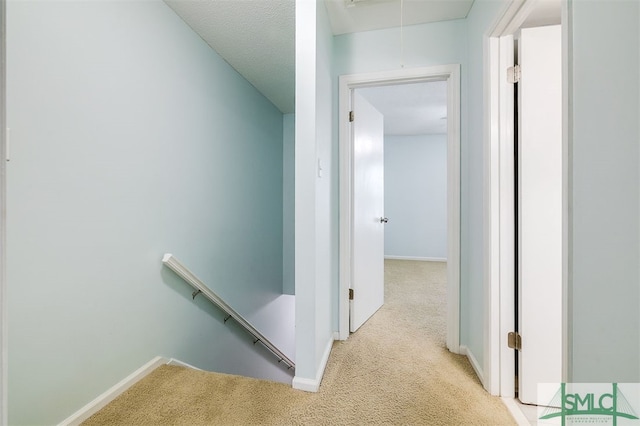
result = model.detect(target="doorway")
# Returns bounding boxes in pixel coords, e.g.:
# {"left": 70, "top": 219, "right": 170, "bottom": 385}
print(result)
{"left": 515, "top": 24, "right": 563, "bottom": 406}
{"left": 358, "top": 81, "right": 448, "bottom": 264}
{"left": 337, "top": 65, "right": 461, "bottom": 355}
{"left": 347, "top": 81, "right": 449, "bottom": 333}
{"left": 484, "top": 0, "right": 566, "bottom": 402}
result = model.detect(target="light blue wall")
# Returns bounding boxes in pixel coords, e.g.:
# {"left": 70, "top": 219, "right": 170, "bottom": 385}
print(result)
{"left": 569, "top": 0, "right": 640, "bottom": 382}
{"left": 283, "top": 113, "right": 295, "bottom": 295}
{"left": 294, "top": 0, "right": 318, "bottom": 382}
{"left": 463, "top": 0, "right": 508, "bottom": 372}
{"left": 332, "top": 18, "right": 472, "bottom": 348}
{"left": 294, "top": 0, "right": 335, "bottom": 385}
{"left": 461, "top": 0, "right": 640, "bottom": 384}
{"left": 7, "top": 1, "right": 286, "bottom": 424}
{"left": 384, "top": 134, "right": 447, "bottom": 260}
{"left": 314, "top": 0, "right": 336, "bottom": 371}
{"left": 333, "top": 19, "right": 468, "bottom": 74}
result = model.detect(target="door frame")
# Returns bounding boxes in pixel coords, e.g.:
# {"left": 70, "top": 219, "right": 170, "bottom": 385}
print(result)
{"left": 337, "top": 64, "right": 461, "bottom": 355}
{"left": 0, "top": 0, "right": 7, "bottom": 421}
{"left": 483, "top": 0, "right": 569, "bottom": 397}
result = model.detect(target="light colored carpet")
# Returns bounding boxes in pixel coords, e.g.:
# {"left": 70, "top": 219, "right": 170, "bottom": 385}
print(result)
{"left": 83, "top": 260, "right": 516, "bottom": 425}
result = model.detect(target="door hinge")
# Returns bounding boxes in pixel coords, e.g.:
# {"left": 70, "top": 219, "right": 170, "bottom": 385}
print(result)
{"left": 349, "top": 288, "right": 354, "bottom": 300}
{"left": 507, "top": 65, "right": 521, "bottom": 84}
{"left": 508, "top": 331, "right": 522, "bottom": 351}
{"left": 349, "top": 111, "right": 355, "bottom": 122}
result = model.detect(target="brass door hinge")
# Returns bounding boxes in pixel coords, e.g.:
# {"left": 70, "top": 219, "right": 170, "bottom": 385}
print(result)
{"left": 349, "top": 288, "right": 354, "bottom": 300}
{"left": 349, "top": 111, "right": 355, "bottom": 122}
{"left": 508, "top": 331, "right": 522, "bottom": 351}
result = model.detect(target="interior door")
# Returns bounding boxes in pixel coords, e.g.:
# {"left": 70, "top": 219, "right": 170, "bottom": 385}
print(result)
{"left": 350, "top": 91, "right": 385, "bottom": 332}
{"left": 517, "top": 25, "right": 563, "bottom": 405}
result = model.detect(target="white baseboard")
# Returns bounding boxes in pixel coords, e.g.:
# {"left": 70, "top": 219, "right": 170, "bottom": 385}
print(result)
{"left": 501, "top": 397, "right": 532, "bottom": 426}
{"left": 58, "top": 356, "right": 168, "bottom": 426}
{"left": 292, "top": 335, "right": 335, "bottom": 392}
{"left": 167, "top": 358, "right": 202, "bottom": 370}
{"left": 459, "top": 345, "right": 484, "bottom": 388}
{"left": 384, "top": 255, "right": 447, "bottom": 262}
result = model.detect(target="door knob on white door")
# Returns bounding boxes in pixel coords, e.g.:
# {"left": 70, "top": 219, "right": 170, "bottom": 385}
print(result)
{"left": 379, "top": 217, "right": 389, "bottom": 223}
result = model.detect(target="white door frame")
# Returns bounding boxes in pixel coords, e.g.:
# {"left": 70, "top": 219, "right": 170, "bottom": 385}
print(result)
{"left": 338, "top": 64, "right": 461, "bottom": 355}
{"left": 0, "top": 0, "right": 7, "bottom": 421}
{"left": 483, "top": 0, "right": 569, "bottom": 397}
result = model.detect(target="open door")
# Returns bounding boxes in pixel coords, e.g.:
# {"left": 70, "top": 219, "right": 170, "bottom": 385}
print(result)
{"left": 350, "top": 91, "right": 385, "bottom": 332}
{"left": 517, "top": 25, "right": 563, "bottom": 405}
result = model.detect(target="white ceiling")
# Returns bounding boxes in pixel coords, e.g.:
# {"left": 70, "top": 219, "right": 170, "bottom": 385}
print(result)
{"left": 163, "top": 0, "right": 562, "bottom": 120}
{"left": 163, "top": 0, "right": 559, "bottom": 132}
{"left": 164, "top": 0, "right": 474, "bottom": 115}
{"left": 358, "top": 81, "right": 448, "bottom": 135}
{"left": 164, "top": 0, "right": 295, "bottom": 114}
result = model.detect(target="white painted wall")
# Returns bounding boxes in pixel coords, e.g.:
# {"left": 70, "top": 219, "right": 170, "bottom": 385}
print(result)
{"left": 6, "top": 1, "right": 288, "bottom": 424}
{"left": 283, "top": 113, "right": 295, "bottom": 295}
{"left": 294, "top": 0, "right": 335, "bottom": 389}
{"left": 568, "top": 0, "right": 639, "bottom": 382}
{"left": 384, "top": 134, "right": 447, "bottom": 260}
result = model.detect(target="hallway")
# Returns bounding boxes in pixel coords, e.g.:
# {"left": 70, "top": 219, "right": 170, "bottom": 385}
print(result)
{"left": 311, "top": 259, "right": 515, "bottom": 424}
{"left": 84, "top": 260, "right": 515, "bottom": 425}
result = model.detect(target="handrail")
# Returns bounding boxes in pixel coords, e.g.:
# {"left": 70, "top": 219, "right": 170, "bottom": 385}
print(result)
{"left": 162, "top": 253, "right": 295, "bottom": 370}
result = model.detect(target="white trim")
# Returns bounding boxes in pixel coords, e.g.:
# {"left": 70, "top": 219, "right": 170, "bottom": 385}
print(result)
{"left": 338, "top": 65, "right": 461, "bottom": 356}
{"left": 483, "top": 33, "right": 502, "bottom": 396}
{"left": 500, "top": 397, "right": 532, "bottom": 426}
{"left": 166, "top": 358, "right": 202, "bottom": 370}
{"left": 0, "top": 0, "right": 7, "bottom": 421}
{"left": 58, "top": 356, "right": 168, "bottom": 426}
{"left": 445, "top": 65, "right": 461, "bottom": 355}
{"left": 560, "top": 0, "right": 571, "bottom": 384}
{"left": 459, "top": 345, "right": 484, "bottom": 388}
{"left": 384, "top": 255, "right": 446, "bottom": 262}
{"left": 484, "top": 1, "right": 523, "bottom": 400}
{"left": 498, "top": 33, "right": 517, "bottom": 399}
{"left": 291, "top": 376, "right": 319, "bottom": 393}
{"left": 292, "top": 335, "right": 334, "bottom": 392}
{"left": 484, "top": 0, "right": 568, "bottom": 398}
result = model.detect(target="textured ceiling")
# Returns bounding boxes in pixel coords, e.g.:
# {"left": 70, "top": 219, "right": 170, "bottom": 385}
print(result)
{"left": 325, "top": 0, "right": 475, "bottom": 35}
{"left": 164, "top": 0, "right": 295, "bottom": 114}
{"left": 164, "top": 0, "right": 476, "bottom": 117}
{"left": 163, "top": 1, "right": 559, "bottom": 135}
{"left": 358, "top": 81, "right": 448, "bottom": 136}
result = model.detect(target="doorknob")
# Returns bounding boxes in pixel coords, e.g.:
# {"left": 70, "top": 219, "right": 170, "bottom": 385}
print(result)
{"left": 379, "top": 217, "right": 389, "bottom": 223}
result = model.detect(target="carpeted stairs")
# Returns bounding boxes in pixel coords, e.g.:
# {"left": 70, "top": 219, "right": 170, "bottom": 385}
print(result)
{"left": 83, "top": 260, "right": 516, "bottom": 425}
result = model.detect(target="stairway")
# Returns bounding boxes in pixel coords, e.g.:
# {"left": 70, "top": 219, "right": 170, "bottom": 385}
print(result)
{"left": 79, "top": 261, "right": 518, "bottom": 426}
{"left": 82, "top": 364, "right": 309, "bottom": 425}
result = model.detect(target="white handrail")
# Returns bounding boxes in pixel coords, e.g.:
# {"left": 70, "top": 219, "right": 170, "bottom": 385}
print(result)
{"left": 162, "top": 253, "right": 295, "bottom": 370}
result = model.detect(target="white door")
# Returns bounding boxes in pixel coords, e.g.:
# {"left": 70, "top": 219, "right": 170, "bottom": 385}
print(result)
{"left": 517, "top": 25, "right": 563, "bottom": 405}
{"left": 350, "top": 91, "right": 385, "bottom": 332}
